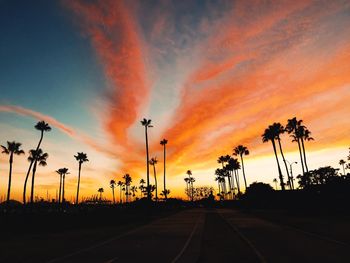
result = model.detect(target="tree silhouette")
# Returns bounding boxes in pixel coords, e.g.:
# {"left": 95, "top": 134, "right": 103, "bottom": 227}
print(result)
{"left": 130, "top": 186, "right": 137, "bottom": 201}
{"left": 262, "top": 125, "right": 285, "bottom": 190}
{"left": 186, "top": 170, "right": 195, "bottom": 201}
{"left": 233, "top": 145, "right": 249, "bottom": 190}
{"left": 110, "top": 179, "right": 116, "bottom": 204}
{"left": 122, "top": 174, "right": 132, "bottom": 202}
{"left": 28, "top": 149, "right": 48, "bottom": 203}
{"left": 56, "top": 168, "right": 69, "bottom": 203}
{"left": 149, "top": 157, "right": 158, "bottom": 201}
{"left": 74, "top": 152, "right": 89, "bottom": 205}
{"left": 98, "top": 188, "right": 104, "bottom": 201}
{"left": 23, "top": 121, "right": 51, "bottom": 204}
{"left": 299, "top": 127, "right": 313, "bottom": 173}
{"left": 139, "top": 178, "right": 146, "bottom": 198}
{"left": 339, "top": 159, "right": 346, "bottom": 175}
{"left": 160, "top": 139, "right": 168, "bottom": 200}
{"left": 141, "top": 118, "right": 153, "bottom": 200}
{"left": 1, "top": 141, "right": 24, "bottom": 203}
{"left": 117, "top": 180, "right": 123, "bottom": 203}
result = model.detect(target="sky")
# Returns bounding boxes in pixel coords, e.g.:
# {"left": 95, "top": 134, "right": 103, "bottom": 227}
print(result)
{"left": 0, "top": 0, "right": 349, "bottom": 202}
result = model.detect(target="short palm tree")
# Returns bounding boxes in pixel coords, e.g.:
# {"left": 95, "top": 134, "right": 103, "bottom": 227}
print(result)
{"left": 233, "top": 145, "right": 249, "bottom": 190}
{"left": 23, "top": 121, "right": 51, "bottom": 204}
{"left": 56, "top": 168, "right": 69, "bottom": 203}
{"left": 149, "top": 157, "right": 158, "bottom": 201}
{"left": 160, "top": 139, "right": 168, "bottom": 200}
{"left": 110, "top": 179, "right": 116, "bottom": 204}
{"left": 74, "top": 152, "right": 89, "bottom": 205}
{"left": 139, "top": 178, "right": 146, "bottom": 198}
{"left": 1, "top": 141, "right": 24, "bottom": 203}
{"left": 117, "top": 180, "right": 123, "bottom": 203}
{"left": 262, "top": 125, "right": 285, "bottom": 190}
{"left": 339, "top": 159, "right": 346, "bottom": 175}
{"left": 184, "top": 177, "right": 190, "bottom": 199}
{"left": 28, "top": 149, "right": 48, "bottom": 203}
{"left": 123, "top": 174, "right": 132, "bottom": 202}
{"left": 130, "top": 186, "right": 137, "bottom": 201}
{"left": 286, "top": 117, "right": 305, "bottom": 174}
{"left": 186, "top": 170, "right": 195, "bottom": 201}
{"left": 98, "top": 188, "right": 104, "bottom": 200}
{"left": 141, "top": 118, "right": 153, "bottom": 200}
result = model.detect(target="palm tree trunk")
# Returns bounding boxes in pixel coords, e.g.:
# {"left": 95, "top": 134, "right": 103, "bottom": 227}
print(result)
{"left": 23, "top": 131, "right": 43, "bottom": 204}
{"left": 272, "top": 139, "right": 285, "bottom": 190}
{"left": 7, "top": 153, "right": 13, "bottom": 203}
{"left": 76, "top": 162, "right": 81, "bottom": 205}
{"left": 119, "top": 186, "right": 122, "bottom": 204}
{"left": 112, "top": 187, "right": 115, "bottom": 204}
{"left": 297, "top": 138, "right": 305, "bottom": 175}
{"left": 163, "top": 144, "right": 167, "bottom": 200}
{"left": 153, "top": 164, "right": 158, "bottom": 202}
{"left": 234, "top": 170, "right": 241, "bottom": 193}
{"left": 62, "top": 175, "right": 66, "bottom": 203}
{"left": 230, "top": 170, "right": 235, "bottom": 198}
{"left": 217, "top": 181, "right": 221, "bottom": 199}
{"left": 240, "top": 154, "right": 248, "bottom": 190}
{"left": 277, "top": 138, "right": 291, "bottom": 189}
{"left": 342, "top": 164, "right": 346, "bottom": 175}
{"left": 300, "top": 137, "right": 309, "bottom": 173}
{"left": 58, "top": 175, "right": 62, "bottom": 204}
{"left": 145, "top": 127, "right": 150, "bottom": 200}
{"left": 30, "top": 160, "right": 38, "bottom": 203}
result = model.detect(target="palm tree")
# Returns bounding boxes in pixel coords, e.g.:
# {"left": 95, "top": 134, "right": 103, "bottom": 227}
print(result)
{"left": 149, "top": 157, "right": 158, "bottom": 201}
{"left": 1, "top": 141, "right": 24, "bottom": 203}
{"left": 160, "top": 139, "right": 168, "bottom": 200}
{"left": 23, "top": 121, "right": 51, "bottom": 204}
{"left": 231, "top": 158, "right": 241, "bottom": 194}
{"left": 141, "top": 118, "right": 153, "bottom": 200}
{"left": 286, "top": 117, "right": 305, "bottom": 174}
{"left": 29, "top": 149, "right": 48, "bottom": 203}
{"left": 130, "top": 186, "right": 137, "bottom": 201}
{"left": 123, "top": 174, "right": 132, "bottom": 202}
{"left": 339, "top": 159, "right": 346, "bottom": 175}
{"left": 139, "top": 178, "right": 146, "bottom": 198}
{"left": 98, "top": 188, "right": 104, "bottom": 201}
{"left": 117, "top": 180, "right": 123, "bottom": 203}
{"left": 110, "top": 180, "right": 116, "bottom": 204}
{"left": 74, "top": 152, "right": 89, "bottom": 205}
{"left": 299, "top": 127, "right": 313, "bottom": 173}
{"left": 217, "top": 156, "right": 228, "bottom": 194}
{"left": 184, "top": 177, "right": 190, "bottom": 199}
{"left": 233, "top": 145, "right": 249, "bottom": 190}
{"left": 56, "top": 168, "right": 69, "bottom": 203}
{"left": 273, "top": 178, "right": 278, "bottom": 190}
{"left": 186, "top": 170, "right": 195, "bottom": 201}
{"left": 270, "top": 123, "right": 291, "bottom": 188}
{"left": 262, "top": 125, "right": 285, "bottom": 190}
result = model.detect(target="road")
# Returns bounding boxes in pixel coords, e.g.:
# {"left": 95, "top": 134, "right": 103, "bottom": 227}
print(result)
{"left": 4, "top": 208, "right": 350, "bottom": 262}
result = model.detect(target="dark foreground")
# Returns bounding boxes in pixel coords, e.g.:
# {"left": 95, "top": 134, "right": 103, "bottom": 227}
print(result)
{"left": 1, "top": 207, "right": 350, "bottom": 263}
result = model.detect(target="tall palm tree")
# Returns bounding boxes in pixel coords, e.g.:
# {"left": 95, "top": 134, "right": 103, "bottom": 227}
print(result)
{"left": 231, "top": 158, "right": 241, "bottom": 194}
{"left": 141, "top": 118, "right": 153, "bottom": 200}
{"left": 233, "top": 145, "right": 249, "bottom": 190}
{"left": 286, "top": 117, "right": 305, "bottom": 175}
{"left": 262, "top": 125, "right": 285, "bottom": 190}
{"left": 23, "top": 121, "right": 51, "bottom": 204}
{"left": 299, "top": 127, "right": 313, "bottom": 173}
{"left": 217, "top": 156, "right": 228, "bottom": 194}
{"left": 160, "top": 139, "right": 168, "bottom": 200}
{"left": 56, "top": 168, "right": 69, "bottom": 203}
{"left": 149, "top": 157, "right": 158, "bottom": 201}
{"left": 110, "top": 180, "right": 116, "bottom": 204}
{"left": 270, "top": 123, "right": 291, "bottom": 188}
{"left": 117, "top": 180, "right": 123, "bottom": 203}
{"left": 186, "top": 170, "right": 195, "bottom": 201}
{"left": 74, "top": 152, "right": 89, "bottom": 205}
{"left": 184, "top": 177, "right": 190, "bottom": 200}
{"left": 1, "top": 141, "right": 24, "bottom": 203}
{"left": 98, "top": 188, "right": 104, "bottom": 201}
{"left": 339, "top": 159, "right": 346, "bottom": 175}
{"left": 123, "top": 174, "right": 132, "bottom": 203}
{"left": 29, "top": 149, "right": 48, "bottom": 203}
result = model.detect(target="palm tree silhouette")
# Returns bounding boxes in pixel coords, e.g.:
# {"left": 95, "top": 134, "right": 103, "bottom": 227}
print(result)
{"left": 110, "top": 180, "right": 116, "bottom": 204}
{"left": 217, "top": 156, "right": 228, "bottom": 195}
{"left": 160, "top": 139, "right": 168, "bottom": 200}
{"left": 299, "top": 126, "right": 313, "bottom": 173}
{"left": 184, "top": 177, "right": 190, "bottom": 199}
{"left": 98, "top": 188, "right": 104, "bottom": 201}
{"left": 233, "top": 145, "right": 249, "bottom": 190}
{"left": 139, "top": 178, "right": 145, "bottom": 198}
{"left": 56, "top": 168, "right": 69, "bottom": 203}
{"left": 74, "top": 152, "right": 89, "bottom": 205}
{"left": 273, "top": 178, "right": 278, "bottom": 190}
{"left": 286, "top": 117, "right": 305, "bottom": 175}
{"left": 141, "top": 118, "right": 153, "bottom": 200}
{"left": 1, "top": 141, "right": 24, "bottom": 203}
{"left": 231, "top": 158, "right": 241, "bottom": 194}
{"left": 149, "top": 157, "right": 158, "bottom": 201}
{"left": 23, "top": 121, "right": 51, "bottom": 204}
{"left": 339, "top": 159, "right": 346, "bottom": 175}
{"left": 262, "top": 125, "right": 285, "bottom": 190}
{"left": 271, "top": 123, "right": 292, "bottom": 188}
{"left": 130, "top": 186, "right": 137, "bottom": 201}
{"left": 28, "top": 149, "right": 48, "bottom": 203}
{"left": 117, "top": 180, "right": 123, "bottom": 203}
{"left": 186, "top": 170, "right": 195, "bottom": 201}
{"left": 122, "top": 174, "right": 132, "bottom": 202}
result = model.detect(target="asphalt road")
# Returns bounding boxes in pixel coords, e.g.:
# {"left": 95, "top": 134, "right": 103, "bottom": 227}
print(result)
{"left": 4, "top": 208, "right": 350, "bottom": 262}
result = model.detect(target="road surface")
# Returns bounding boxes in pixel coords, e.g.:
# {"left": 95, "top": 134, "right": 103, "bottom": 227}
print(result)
{"left": 4, "top": 208, "right": 350, "bottom": 262}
